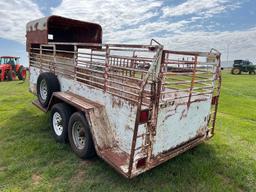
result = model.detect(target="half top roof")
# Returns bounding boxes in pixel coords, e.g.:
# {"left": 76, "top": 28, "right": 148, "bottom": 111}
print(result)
{"left": 26, "top": 15, "right": 102, "bottom": 47}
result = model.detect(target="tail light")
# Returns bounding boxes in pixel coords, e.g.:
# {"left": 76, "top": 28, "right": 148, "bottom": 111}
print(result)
{"left": 139, "top": 110, "right": 149, "bottom": 124}
{"left": 136, "top": 157, "right": 147, "bottom": 169}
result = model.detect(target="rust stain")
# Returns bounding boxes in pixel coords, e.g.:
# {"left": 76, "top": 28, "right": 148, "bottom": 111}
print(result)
{"left": 27, "top": 15, "right": 222, "bottom": 178}
{"left": 112, "top": 97, "right": 122, "bottom": 108}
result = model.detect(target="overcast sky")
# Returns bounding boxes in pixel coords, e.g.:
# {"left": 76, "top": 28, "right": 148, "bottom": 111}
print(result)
{"left": 0, "top": 0, "right": 255, "bottom": 66}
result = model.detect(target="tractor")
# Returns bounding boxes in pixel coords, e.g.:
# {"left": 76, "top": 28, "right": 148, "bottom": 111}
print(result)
{"left": 231, "top": 60, "right": 256, "bottom": 75}
{"left": 0, "top": 56, "right": 26, "bottom": 81}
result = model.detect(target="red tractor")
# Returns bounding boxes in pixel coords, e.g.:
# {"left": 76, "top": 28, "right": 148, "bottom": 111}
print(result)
{"left": 0, "top": 56, "right": 26, "bottom": 81}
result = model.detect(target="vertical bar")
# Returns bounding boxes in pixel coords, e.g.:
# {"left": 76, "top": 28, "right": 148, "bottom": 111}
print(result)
{"left": 131, "top": 51, "right": 136, "bottom": 77}
{"left": 209, "top": 54, "right": 222, "bottom": 136}
{"left": 39, "top": 45, "right": 42, "bottom": 72}
{"left": 90, "top": 49, "right": 93, "bottom": 63}
{"left": 125, "top": 58, "right": 128, "bottom": 76}
{"left": 104, "top": 45, "right": 110, "bottom": 92}
{"left": 53, "top": 44, "right": 56, "bottom": 74}
{"left": 90, "top": 49, "right": 93, "bottom": 81}
{"left": 74, "top": 45, "right": 78, "bottom": 80}
{"left": 28, "top": 51, "right": 31, "bottom": 82}
{"left": 187, "top": 56, "right": 198, "bottom": 108}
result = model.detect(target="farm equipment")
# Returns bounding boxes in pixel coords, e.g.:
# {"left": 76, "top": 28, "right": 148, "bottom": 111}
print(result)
{"left": 27, "top": 16, "right": 222, "bottom": 178}
{"left": 0, "top": 56, "right": 26, "bottom": 81}
{"left": 231, "top": 60, "right": 256, "bottom": 75}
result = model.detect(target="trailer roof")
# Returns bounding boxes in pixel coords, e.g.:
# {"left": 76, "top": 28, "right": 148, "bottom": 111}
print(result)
{"left": 26, "top": 15, "right": 103, "bottom": 50}
{"left": 0, "top": 56, "right": 19, "bottom": 58}
{"left": 26, "top": 15, "right": 102, "bottom": 33}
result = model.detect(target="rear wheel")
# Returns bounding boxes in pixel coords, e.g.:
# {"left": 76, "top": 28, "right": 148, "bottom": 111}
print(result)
{"left": 68, "top": 112, "right": 95, "bottom": 159}
{"left": 231, "top": 68, "right": 241, "bottom": 75}
{"left": 50, "top": 103, "right": 73, "bottom": 143}
{"left": 17, "top": 66, "right": 26, "bottom": 80}
{"left": 37, "top": 72, "right": 60, "bottom": 107}
{"left": 7, "top": 70, "right": 16, "bottom": 81}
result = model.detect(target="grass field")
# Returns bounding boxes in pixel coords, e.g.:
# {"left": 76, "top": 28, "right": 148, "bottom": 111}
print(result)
{"left": 0, "top": 71, "right": 255, "bottom": 192}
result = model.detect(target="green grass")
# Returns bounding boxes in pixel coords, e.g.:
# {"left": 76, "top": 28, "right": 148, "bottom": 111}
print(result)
{"left": 0, "top": 71, "right": 255, "bottom": 192}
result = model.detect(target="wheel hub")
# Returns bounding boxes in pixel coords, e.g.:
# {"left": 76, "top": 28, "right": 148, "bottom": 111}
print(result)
{"left": 39, "top": 79, "right": 48, "bottom": 101}
{"left": 52, "top": 112, "right": 63, "bottom": 136}
{"left": 72, "top": 121, "right": 86, "bottom": 150}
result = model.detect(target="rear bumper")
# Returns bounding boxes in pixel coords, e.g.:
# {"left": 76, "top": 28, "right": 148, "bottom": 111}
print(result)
{"left": 102, "top": 134, "right": 207, "bottom": 179}
{"left": 129, "top": 134, "right": 207, "bottom": 178}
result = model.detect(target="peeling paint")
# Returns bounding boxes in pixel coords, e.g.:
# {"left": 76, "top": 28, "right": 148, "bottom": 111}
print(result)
{"left": 27, "top": 16, "right": 222, "bottom": 178}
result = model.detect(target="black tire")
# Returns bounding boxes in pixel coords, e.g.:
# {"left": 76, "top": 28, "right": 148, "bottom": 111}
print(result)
{"left": 17, "top": 66, "right": 26, "bottom": 80}
{"left": 36, "top": 72, "right": 60, "bottom": 108}
{"left": 50, "top": 103, "right": 73, "bottom": 143}
{"left": 7, "top": 70, "right": 14, "bottom": 81}
{"left": 231, "top": 68, "right": 241, "bottom": 75}
{"left": 249, "top": 71, "right": 256, "bottom": 75}
{"left": 68, "top": 112, "right": 95, "bottom": 159}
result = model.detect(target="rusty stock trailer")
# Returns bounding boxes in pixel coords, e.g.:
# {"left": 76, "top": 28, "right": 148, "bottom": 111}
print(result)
{"left": 27, "top": 16, "right": 222, "bottom": 178}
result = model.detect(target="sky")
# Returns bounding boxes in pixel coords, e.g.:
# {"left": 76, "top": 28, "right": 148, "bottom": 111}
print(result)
{"left": 0, "top": 0, "right": 255, "bottom": 67}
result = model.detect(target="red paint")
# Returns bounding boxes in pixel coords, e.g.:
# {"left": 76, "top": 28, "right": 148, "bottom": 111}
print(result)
{"left": 0, "top": 56, "right": 26, "bottom": 81}
{"left": 139, "top": 110, "right": 149, "bottom": 124}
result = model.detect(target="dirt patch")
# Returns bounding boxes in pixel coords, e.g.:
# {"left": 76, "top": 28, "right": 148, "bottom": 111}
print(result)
{"left": 32, "top": 174, "right": 42, "bottom": 185}
{"left": 218, "top": 173, "right": 244, "bottom": 192}
{"left": 68, "top": 161, "right": 92, "bottom": 189}
{"left": 71, "top": 170, "right": 85, "bottom": 183}
{"left": 0, "top": 166, "right": 6, "bottom": 172}
{"left": 68, "top": 169, "right": 86, "bottom": 192}
{"left": 79, "top": 160, "right": 92, "bottom": 167}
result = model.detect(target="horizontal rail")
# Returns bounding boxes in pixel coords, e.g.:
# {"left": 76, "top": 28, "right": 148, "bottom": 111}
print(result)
{"left": 163, "top": 49, "right": 219, "bottom": 57}
{"left": 76, "top": 71, "right": 105, "bottom": 82}
{"left": 48, "top": 42, "right": 161, "bottom": 50}
{"left": 76, "top": 66, "right": 105, "bottom": 74}
{"left": 160, "top": 86, "right": 213, "bottom": 94}
{"left": 160, "top": 91, "right": 212, "bottom": 102}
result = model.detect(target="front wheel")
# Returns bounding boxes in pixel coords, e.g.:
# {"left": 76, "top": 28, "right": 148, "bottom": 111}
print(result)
{"left": 68, "top": 112, "right": 95, "bottom": 159}
{"left": 37, "top": 72, "right": 60, "bottom": 107}
{"left": 231, "top": 68, "right": 241, "bottom": 75}
{"left": 249, "top": 71, "right": 256, "bottom": 75}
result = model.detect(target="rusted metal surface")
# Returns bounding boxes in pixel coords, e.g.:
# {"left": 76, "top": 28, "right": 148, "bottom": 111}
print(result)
{"left": 27, "top": 16, "right": 222, "bottom": 178}
{"left": 132, "top": 134, "right": 206, "bottom": 178}
{"left": 50, "top": 92, "right": 95, "bottom": 110}
{"left": 26, "top": 15, "right": 102, "bottom": 51}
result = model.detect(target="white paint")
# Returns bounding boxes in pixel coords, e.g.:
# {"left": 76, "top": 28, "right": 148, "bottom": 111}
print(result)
{"left": 30, "top": 66, "right": 214, "bottom": 157}
{"left": 152, "top": 97, "right": 211, "bottom": 156}
{"left": 30, "top": 66, "right": 137, "bottom": 154}
{"left": 29, "top": 67, "right": 40, "bottom": 93}
{"left": 26, "top": 16, "right": 48, "bottom": 32}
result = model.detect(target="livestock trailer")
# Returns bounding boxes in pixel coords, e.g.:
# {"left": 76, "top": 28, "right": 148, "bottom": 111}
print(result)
{"left": 27, "top": 15, "right": 222, "bottom": 178}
